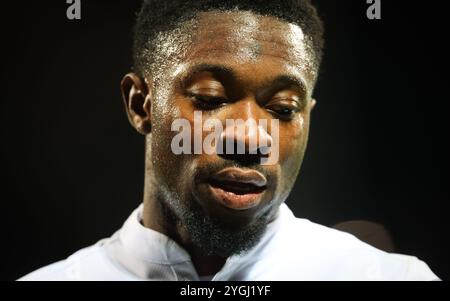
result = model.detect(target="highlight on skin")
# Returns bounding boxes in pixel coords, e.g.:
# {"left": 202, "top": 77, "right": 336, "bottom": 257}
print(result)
{"left": 127, "top": 0, "right": 324, "bottom": 261}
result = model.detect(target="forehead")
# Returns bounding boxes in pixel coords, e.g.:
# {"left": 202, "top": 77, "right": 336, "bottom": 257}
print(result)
{"left": 152, "top": 10, "right": 316, "bottom": 88}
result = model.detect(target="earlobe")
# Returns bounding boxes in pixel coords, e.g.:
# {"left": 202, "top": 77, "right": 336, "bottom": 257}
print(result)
{"left": 121, "top": 73, "right": 152, "bottom": 135}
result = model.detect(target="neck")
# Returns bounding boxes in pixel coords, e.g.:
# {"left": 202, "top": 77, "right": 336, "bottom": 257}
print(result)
{"left": 142, "top": 176, "right": 226, "bottom": 276}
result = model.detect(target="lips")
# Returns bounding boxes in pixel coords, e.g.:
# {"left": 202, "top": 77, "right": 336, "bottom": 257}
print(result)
{"left": 207, "top": 167, "right": 267, "bottom": 210}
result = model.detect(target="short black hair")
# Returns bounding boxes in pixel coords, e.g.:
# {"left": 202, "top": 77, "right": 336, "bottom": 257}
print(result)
{"left": 133, "top": 0, "right": 324, "bottom": 78}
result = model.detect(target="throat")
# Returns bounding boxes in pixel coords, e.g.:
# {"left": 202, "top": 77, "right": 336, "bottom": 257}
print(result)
{"left": 142, "top": 197, "right": 227, "bottom": 277}
{"left": 185, "top": 244, "right": 227, "bottom": 277}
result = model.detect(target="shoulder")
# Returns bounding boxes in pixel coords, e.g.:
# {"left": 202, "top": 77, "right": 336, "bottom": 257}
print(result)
{"left": 18, "top": 239, "right": 138, "bottom": 281}
{"left": 251, "top": 205, "right": 440, "bottom": 280}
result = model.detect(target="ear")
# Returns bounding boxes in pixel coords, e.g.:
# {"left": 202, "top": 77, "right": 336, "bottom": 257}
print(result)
{"left": 121, "top": 73, "right": 152, "bottom": 135}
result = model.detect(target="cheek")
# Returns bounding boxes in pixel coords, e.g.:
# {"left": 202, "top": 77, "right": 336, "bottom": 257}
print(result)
{"left": 276, "top": 114, "right": 310, "bottom": 188}
{"left": 151, "top": 103, "right": 185, "bottom": 185}
{"left": 150, "top": 96, "right": 199, "bottom": 195}
{"left": 278, "top": 114, "right": 309, "bottom": 164}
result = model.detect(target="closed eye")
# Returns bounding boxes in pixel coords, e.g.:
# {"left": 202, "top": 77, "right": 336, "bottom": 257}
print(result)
{"left": 188, "top": 93, "right": 228, "bottom": 110}
{"left": 266, "top": 100, "right": 301, "bottom": 120}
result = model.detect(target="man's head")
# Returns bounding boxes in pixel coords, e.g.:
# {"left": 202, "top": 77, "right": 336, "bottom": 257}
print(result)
{"left": 121, "top": 0, "right": 324, "bottom": 257}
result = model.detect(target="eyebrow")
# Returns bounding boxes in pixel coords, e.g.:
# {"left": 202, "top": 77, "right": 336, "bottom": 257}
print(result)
{"left": 181, "top": 63, "right": 307, "bottom": 95}
{"left": 266, "top": 74, "right": 307, "bottom": 96}
{"left": 181, "top": 63, "right": 237, "bottom": 82}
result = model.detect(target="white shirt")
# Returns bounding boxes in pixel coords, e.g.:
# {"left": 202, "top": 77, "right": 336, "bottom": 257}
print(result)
{"left": 19, "top": 204, "right": 439, "bottom": 281}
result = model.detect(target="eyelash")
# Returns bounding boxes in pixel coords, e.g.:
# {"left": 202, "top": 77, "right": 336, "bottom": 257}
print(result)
{"left": 267, "top": 105, "right": 299, "bottom": 120}
{"left": 189, "top": 93, "right": 228, "bottom": 110}
{"left": 188, "top": 93, "right": 301, "bottom": 120}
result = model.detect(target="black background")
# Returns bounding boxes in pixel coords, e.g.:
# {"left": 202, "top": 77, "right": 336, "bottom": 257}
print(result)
{"left": 1, "top": 0, "right": 448, "bottom": 280}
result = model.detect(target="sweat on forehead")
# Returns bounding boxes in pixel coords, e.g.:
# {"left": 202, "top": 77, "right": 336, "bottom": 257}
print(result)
{"left": 137, "top": 10, "right": 317, "bottom": 82}
{"left": 133, "top": 0, "right": 324, "bottom": 79}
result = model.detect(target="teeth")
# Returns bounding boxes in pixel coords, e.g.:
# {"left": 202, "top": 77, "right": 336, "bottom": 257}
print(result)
{"left": 209, "top": 179, "right": 265, "bottom": 195}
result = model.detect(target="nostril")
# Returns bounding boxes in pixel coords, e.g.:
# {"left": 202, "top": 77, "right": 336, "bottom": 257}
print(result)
{"left": 258, "top": 145, "right": 271, "bottom": 156}
{"left": 218, "top": 120, "right": 273, "bottom": 165}
{"left": 218, "top": 143, "right": 270, "bottom": 166}
{"left": 219, "top": 153, "right": 266, "bottom": 166}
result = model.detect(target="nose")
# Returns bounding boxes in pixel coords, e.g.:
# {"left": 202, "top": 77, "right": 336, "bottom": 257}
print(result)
{"left": 218, "top": 101, "right": 273, "bottom": 166}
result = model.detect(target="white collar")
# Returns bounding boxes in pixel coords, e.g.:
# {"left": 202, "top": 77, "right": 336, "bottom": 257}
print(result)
{"left": 105, "top": 203, "right": 289, "bottom": 280}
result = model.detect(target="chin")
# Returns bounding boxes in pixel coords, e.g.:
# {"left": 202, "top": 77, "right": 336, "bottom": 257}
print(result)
{"left": 180, "top": 197, "right": 272, "bottom": 257}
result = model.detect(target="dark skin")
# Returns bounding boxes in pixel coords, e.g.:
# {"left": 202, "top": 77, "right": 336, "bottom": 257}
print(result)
{"left": 121, "top": 11, "right": 317, "bottom": 276}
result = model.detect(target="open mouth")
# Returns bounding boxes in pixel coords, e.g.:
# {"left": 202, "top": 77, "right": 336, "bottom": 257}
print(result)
{"left": 209, "top": 178, "right": 266, "bottom": 195}
{"left": 207, "top": 168, "right": 267, "bottom": 210}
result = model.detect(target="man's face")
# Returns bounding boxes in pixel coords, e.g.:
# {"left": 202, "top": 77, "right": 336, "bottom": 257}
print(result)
{"left": 146, "top": 11, "right": 316, "bottom": 256}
